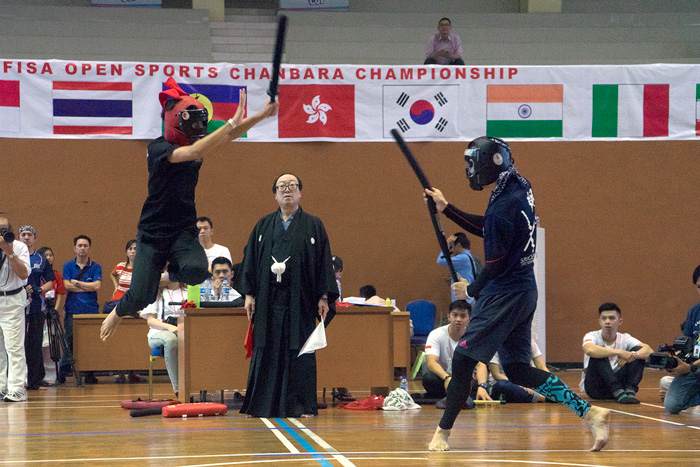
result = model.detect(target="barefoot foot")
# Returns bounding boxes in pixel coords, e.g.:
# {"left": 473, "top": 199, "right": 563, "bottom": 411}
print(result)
{"left": 100, "top": 309, "right": 123, "bottom": 341}
{"left": 428, "top": 426, "right": 451, "bottom": 451}
{"left": 584, "top": 405, "right": 611, "bottom": 452}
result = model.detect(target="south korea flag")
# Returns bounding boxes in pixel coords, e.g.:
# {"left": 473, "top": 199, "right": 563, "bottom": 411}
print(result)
{"left": 382, "top": 84, "right": 459, "bottom": 138}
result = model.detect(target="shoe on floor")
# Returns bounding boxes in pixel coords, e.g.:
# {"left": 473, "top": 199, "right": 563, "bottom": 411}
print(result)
{"left": 114, "top": 374, "right": 126, "bottom": 384}
{"left": 617, "top": 393, "right": 639, "bottom": 404}
{"left": 0, "top": 389, "right": 7, "bottom": 399}
{"left": 128, "top": 373, "right": 143, "bottom": 384}
{"left": 4, "top": 391, "right": 27, "bottom": 402}
{"left": 84, "top": 375, "right": 99, "bottom": 385}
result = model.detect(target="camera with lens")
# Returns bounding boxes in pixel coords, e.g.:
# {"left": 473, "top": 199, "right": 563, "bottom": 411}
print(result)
{"left": 648, "top": 336, "right": 696, "bottom": 369}
{"left": 0, "top": 227, "right": 14, "bottom": 243}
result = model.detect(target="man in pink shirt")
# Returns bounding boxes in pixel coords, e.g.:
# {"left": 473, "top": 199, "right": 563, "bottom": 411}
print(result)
{"left": 424, "top": 17, "right": 465, "bottom": 66}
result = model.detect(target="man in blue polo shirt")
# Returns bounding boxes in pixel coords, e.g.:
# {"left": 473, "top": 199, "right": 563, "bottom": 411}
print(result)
{"left": 18, "top": 225, "right": 55, "bottom": 390}
{"left": 60, "top": 234, "right": 101, "bottom": 384}
{"left": 437, "top": 232, "right": 477, "bottom": 304}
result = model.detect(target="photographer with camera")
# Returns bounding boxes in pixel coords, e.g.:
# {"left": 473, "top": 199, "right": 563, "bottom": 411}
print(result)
{"left": 0, "top": 214, "right": 31, "bottom": 402}
{"left": 662, "top": 265, "right": 700, "bottom": 414}
{"left": 18, "top": 226, "right": 55, "bottom": 391}
{"left": 580, "top": 302, "right": 653, "bottom": 404}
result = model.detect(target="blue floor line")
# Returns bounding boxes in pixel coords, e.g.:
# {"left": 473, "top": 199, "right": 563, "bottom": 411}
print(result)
{"left": 274, "top": 418, "right": 334, "bottom": 467}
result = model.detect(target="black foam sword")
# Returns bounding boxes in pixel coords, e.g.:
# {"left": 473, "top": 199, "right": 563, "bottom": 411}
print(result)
{"left": 391, "top": 129, "right": 459, "bottom": 283}
{"left": 267, "top": 14, "right": 287, "bottom": 103}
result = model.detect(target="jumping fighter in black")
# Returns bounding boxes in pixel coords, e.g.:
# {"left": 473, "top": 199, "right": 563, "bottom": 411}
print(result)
{"left": 424, "top": 136, "right": 610, "bottom": 452}
{"left": 100, "top": 78, "right": 277, "bottom": 341}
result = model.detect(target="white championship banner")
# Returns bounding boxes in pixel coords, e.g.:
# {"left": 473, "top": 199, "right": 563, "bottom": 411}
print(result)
{"left": 0, "top": 59, "right": 698, "bottom": 142}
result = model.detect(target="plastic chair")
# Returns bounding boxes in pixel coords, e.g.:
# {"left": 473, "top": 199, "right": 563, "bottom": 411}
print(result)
{"left": 406, "top": 300, "right": 436, "bottom": 366}
{"left": 148, "top": 346, "right": 164, "bottom": 400}
{"left": 406, "top": 299, "right": 437, "bottom": 344}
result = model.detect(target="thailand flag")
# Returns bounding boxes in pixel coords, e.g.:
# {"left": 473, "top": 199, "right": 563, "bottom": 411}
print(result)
{"left": 0, "top": 80, "right": 20, "bottom": 133}
{"left": 52, "top": 81, "right": 133, "bottom": 135}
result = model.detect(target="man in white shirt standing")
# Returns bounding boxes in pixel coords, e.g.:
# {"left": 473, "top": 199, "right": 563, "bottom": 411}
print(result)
{"left": 581, "top": 302, "right": 653, "bottom": 404}
{"left": 0, "top": 214, "right": 30, "bottom": 402}
{"left": 196, "top": 217, "right": 232, "bottom": 266}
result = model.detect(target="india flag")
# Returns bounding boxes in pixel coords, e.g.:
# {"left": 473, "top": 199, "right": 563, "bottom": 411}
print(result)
{"left": 0, "top": 80, "right": 20, "bottom": 133}
{"left": 591, "top": 84, "right": 669, "bottom": 138}
{"left": 696, "top": 84, "right": 700, "bottom": 137}
{"left": 486, "top": 85, "right": 563, "bottom": 138}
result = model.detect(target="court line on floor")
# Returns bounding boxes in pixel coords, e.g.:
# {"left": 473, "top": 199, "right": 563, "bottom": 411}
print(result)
{"left": 611, "top": 407, "right": 700, "bottom": 430}
{"left": 259, "top": 418, "right": 299, "bottom": 454}
{"left": 287, "top": 417, "right": 356, "bottom": 467}
{"left": 4, "top": 449, "right": 700, "bottom": 465}
{"left": 272, "top": 418, "right": 334, "bottom": 467}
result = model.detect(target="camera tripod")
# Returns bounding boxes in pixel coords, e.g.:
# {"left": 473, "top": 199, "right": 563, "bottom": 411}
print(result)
{"left": 45, "top": 305, "right": 81, "bottom": 387}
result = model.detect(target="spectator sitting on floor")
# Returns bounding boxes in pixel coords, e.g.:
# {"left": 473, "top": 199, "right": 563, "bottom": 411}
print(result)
{"left": 422, "top": 300, "right": 488, "bottom": 408}
{"left": 488, "top": 338, "right": 548, "bottom": 403}
{"left": 663, "top": 265, "right": 700, "bottom": 415}
{"left": 580, "top": 302, "right": 653, "bottom": 404}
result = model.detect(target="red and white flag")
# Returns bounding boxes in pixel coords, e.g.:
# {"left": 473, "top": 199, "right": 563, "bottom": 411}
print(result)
{"left": 0, "top": 80, "right": 20, "bottom": 133}
{"left": 278, "top": 84, "right": 355, "bottom": 138}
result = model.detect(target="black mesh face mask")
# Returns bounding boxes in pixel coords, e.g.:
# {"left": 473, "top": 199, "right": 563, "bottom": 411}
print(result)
{"left": 178, "top": 108, "right": 209, "bottom": 143}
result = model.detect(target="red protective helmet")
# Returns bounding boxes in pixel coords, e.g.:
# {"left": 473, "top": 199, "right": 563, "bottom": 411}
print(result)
{"left": 159, "top": 77, "right": 208, "bottom": 146}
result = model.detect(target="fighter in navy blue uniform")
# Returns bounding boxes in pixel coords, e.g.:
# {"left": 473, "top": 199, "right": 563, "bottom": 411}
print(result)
{"left": 425, "top": 136, "right": 610, "bottom": 452}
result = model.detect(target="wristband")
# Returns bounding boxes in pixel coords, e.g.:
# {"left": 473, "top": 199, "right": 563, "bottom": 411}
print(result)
{"left": 227, "top": 118, "right": 236, "bottom": 130}
{"left": 478, "top": 382, "right": 488, "bottom": 389}
{"left": 443, "top": 374, "right": 451, "bottom": 381}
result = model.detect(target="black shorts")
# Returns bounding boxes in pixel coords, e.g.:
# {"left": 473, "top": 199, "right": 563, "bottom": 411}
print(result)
{"left": 455, "top": 288, "right": 538, "bottom": 365}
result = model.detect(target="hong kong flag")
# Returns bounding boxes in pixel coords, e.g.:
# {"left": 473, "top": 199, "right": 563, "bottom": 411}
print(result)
{"left": 278, "top": 84, "right": 355, "bottom": 138}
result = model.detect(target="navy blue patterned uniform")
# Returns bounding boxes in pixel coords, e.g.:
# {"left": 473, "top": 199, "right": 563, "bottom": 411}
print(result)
{"left": 438, "top": 168, "right": 591, "bottom": 431}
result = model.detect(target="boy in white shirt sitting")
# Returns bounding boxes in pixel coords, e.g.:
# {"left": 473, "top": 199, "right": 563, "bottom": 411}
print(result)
{"left": 581, "top": 302, "right": 653, "bottom": 404}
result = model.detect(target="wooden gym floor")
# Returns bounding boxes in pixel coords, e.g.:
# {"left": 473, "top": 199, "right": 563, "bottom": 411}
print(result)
{"left": 1, "top": 369, "right": 698, "bottom": 466}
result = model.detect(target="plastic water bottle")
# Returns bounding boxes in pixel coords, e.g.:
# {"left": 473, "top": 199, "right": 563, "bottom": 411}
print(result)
{"left": 400, "top": 376, "right": 409, "bottom": 392}
{"left": 200, "top": 279, "right": 211, "bottom": 302}
{"left": 220, "top": 278, "right": 230, "bottom": 301}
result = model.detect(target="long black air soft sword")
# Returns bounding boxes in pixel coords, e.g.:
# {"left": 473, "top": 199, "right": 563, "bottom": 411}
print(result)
{"left": 391, "top": 129, "right": 459, "bottom": 283}
{"left": 268, "top": 14, "right": 287, "bottom": 103}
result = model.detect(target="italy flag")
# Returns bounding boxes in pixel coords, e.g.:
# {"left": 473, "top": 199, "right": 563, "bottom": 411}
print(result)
{"left": 591, "top": 84, "right": 669, "bottom": 138}
{"left": 696, "top": 84, "right": 700, "bottom": 137}
{"left": 486, "top": 85, "right": 563, "bottom": 138}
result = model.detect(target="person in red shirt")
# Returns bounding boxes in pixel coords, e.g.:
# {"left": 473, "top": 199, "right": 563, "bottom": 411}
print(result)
{"left": 110, "top": 239, "right": 136, "bottom": 303}
{"left": 109, "top": 239, "right": 141, "bottom": 383}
